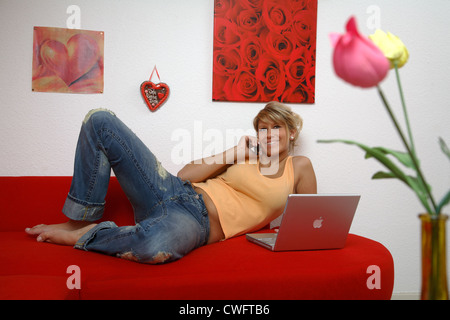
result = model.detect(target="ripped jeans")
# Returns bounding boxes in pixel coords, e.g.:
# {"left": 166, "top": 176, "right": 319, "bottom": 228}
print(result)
{"left": 62, "top": 109, "right": 210, "bottom": 264}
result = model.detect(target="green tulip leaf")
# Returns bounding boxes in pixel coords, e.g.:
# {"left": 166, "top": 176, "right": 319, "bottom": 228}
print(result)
{"left": 365, "top": 147, "right": 417, "bottom": 169}
{"left": 318, "top": 139, "right": 434, "bottom": 213}
{"left": 436, "top": 189, "right": 450, "bottom": 214}
{"left": 439, "top": 137, "right": 450, "bottom": 162}
{"left": 318, "top": 139, "right": 408, "bottom": 184}
{"left": 371, "top": 171, "right": 396, "bottom": 179}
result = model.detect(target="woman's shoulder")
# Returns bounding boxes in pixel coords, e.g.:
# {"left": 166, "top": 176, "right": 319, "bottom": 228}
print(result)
{"left": 291, "top": 156, "right": 317, "bottom": 193}
{"left": 291, "top": 155, "right": 313, "bottom": 170}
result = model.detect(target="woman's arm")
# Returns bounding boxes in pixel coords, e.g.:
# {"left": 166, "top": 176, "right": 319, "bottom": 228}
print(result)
{"left": 177, "top": 147, "right": 235, "bottom": 183}
{"left": 293, "top": 156, "right": 317, "bottom": 194}
{"left": 177, "top": 136, "right": 257, "bottom": 183}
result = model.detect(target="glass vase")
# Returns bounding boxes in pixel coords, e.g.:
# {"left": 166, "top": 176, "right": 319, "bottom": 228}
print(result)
{"left": 419, "top": 213, "right": 448, "bottom": 300}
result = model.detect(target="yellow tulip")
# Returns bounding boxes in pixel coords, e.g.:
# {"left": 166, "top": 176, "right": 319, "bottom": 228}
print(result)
{"left": 369, "top": 29, "right": 409, "bottom": 68}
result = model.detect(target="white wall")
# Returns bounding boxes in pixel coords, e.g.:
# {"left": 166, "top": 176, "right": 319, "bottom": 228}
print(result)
{"left": 1, "top": 0, "right": 449, "bottom": 296}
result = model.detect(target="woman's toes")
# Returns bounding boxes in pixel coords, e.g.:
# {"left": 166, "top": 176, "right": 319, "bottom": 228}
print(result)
{"left": 36, "top": 229, "right": 78, "bottom": 246}
{"left": 25, "top": 224, "right": 47, "bottom": 235}
{"left": 36, "top": 232, "right": 47, "bottom": 242}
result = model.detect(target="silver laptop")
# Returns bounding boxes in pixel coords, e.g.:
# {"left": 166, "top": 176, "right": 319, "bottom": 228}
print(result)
{"left": 246, "top": 194, "right": 360, "bottom": 251}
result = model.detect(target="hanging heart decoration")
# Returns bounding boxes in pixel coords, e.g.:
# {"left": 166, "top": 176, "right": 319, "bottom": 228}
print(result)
{"left": 140, "top": 66, "right": 170, "bottom": 112}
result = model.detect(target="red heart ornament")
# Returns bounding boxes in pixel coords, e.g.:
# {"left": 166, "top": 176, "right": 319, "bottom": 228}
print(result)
{"left": 140, "top": 81, "right": 170, "bottom": 111}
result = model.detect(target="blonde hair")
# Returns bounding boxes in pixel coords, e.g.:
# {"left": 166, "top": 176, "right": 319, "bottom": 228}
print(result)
{"left": 253, "top": 101, "right": 303, "bottom": 152}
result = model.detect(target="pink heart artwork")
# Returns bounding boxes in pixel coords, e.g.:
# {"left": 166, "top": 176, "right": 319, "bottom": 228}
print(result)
{"left": 40, "top": 34, "right": 99, "bottom": 86}
{"left": 32, "top": 27, "right": 104, "bottom": 94}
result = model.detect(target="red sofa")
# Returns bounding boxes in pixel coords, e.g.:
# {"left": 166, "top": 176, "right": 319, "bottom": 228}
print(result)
{"left": 0, "top": 176, "right": 394, "bottom": 300}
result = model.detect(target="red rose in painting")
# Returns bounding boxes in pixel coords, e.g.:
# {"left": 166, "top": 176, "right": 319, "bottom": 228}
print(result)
{"left": 292, "top": 9, "right": 316, "bottom": 46}
{"left": 213, "top": 47, "right": 241, "bottom": 77}
{"left": 224, "top": 70, "right": 262, "bottom": 101}
{"left": 262, "top": 30, "right": 296, "bottom": 61}
{"left": 213, "top": 73, "right": 229, "bottom": 101}
{"left": 236, "top": 8, "right": 264, "bottom": 36}
{"left": 255, "top": 54, "right": 286, "bottom": 100}
{"left": 288, "top": 0, "right": 312, "bottom": 11}
{"left": 214, "top": 18, "right": 241, "bottom": 48}
{"left": 285, "top": 47, "right": 313, "bottom": 87}
{"left": 212, "top": 0, "right": 317, "bottom": 103}
{"left": 212, "top": 46, "right": 242, "bottom": 101}
{"left": 282, "top": 83, "right": 314, "bottom": 103}
{"left": 304, "top": 63, "right": 315, "bottom": 91}
{"left": 240, "top": 36, "right": 263, "bottom": 68}
{"left": 240, "top": 0, "right": 264, "bottom": 10}
{"left": 262, "top": 0, "right": 293, "bottom": 33}
{"left": 214, "top": 0, "right": 233, "bottom": 17}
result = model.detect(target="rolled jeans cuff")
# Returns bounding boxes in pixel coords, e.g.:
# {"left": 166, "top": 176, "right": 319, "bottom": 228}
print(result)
{"left": 74, "top": 221, "right": 117, "bottom": 250}
{"left": 62, "top": 194, "right": 105, "bottom": 221}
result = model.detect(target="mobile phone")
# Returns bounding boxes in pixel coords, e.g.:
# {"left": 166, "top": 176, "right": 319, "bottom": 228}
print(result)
{"left": 250, "top": 143, "right": 259, "bottom": 154}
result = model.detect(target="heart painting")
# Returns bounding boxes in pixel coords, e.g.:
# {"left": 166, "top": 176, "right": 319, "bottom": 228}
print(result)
{"left": 32, "top": 27, "right": 104, "bottom": 94}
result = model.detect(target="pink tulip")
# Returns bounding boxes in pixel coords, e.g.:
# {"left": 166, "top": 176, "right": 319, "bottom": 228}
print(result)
{"left": 330, "top": 16, "right": 390, "bottom": 88}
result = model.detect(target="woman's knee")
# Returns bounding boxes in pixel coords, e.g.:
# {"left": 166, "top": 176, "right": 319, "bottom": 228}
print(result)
{"left": 83, "top": 108, "right": 116, "bottom": 125}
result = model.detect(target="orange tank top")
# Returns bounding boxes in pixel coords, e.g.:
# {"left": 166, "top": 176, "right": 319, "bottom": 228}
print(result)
{"left": 193, "top": 156, "right": 294, "bottom": 239}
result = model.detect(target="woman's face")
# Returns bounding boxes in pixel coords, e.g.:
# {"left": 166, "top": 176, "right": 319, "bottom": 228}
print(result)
{"left": 257, "top": 119, "right": 291, "bottom": 158}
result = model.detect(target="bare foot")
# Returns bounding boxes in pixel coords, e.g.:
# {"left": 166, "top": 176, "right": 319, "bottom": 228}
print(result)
{"left": 35, "top": 223, "right": 97, "bottom": 246}
{"left": 25, "top": 220, "right": 96, "bottom": 246}
{"left": 26, "top": 220, "right": 92, "bottom": 235}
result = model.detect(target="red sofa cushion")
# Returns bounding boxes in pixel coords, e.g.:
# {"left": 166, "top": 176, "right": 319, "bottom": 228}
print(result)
{"left": 82, "top": 233, "right": 394, "bottom": 300}
{"left": 0, "top": 177, "right": 394, "bottom": 300}
{"left": 0, "top": 176, "right": 135, "bottom": 231}
{"left": 0, "top": 231, "right": 393, "bottom": 300}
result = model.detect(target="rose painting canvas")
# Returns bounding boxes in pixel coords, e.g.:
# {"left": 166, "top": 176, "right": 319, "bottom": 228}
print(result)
{"left": 32, "top": 27, "right": 104, "bottom": 94}
{"left": 212, "top": 0, "right": 317, "bottom": 103}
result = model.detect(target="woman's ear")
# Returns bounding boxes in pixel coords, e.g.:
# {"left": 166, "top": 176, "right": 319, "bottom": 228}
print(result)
{"left": 290, "top": 129, "right": 297, "bottom": 140}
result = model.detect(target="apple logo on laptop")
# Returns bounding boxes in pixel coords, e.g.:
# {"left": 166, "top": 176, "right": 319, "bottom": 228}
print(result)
{"left": 313, "top": 217, "right": 323, "bottom": 229}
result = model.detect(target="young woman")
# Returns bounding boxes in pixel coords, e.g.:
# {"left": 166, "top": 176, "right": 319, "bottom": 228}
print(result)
{"left": 25, "top": 102, "right": 317, "bottom": 264}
